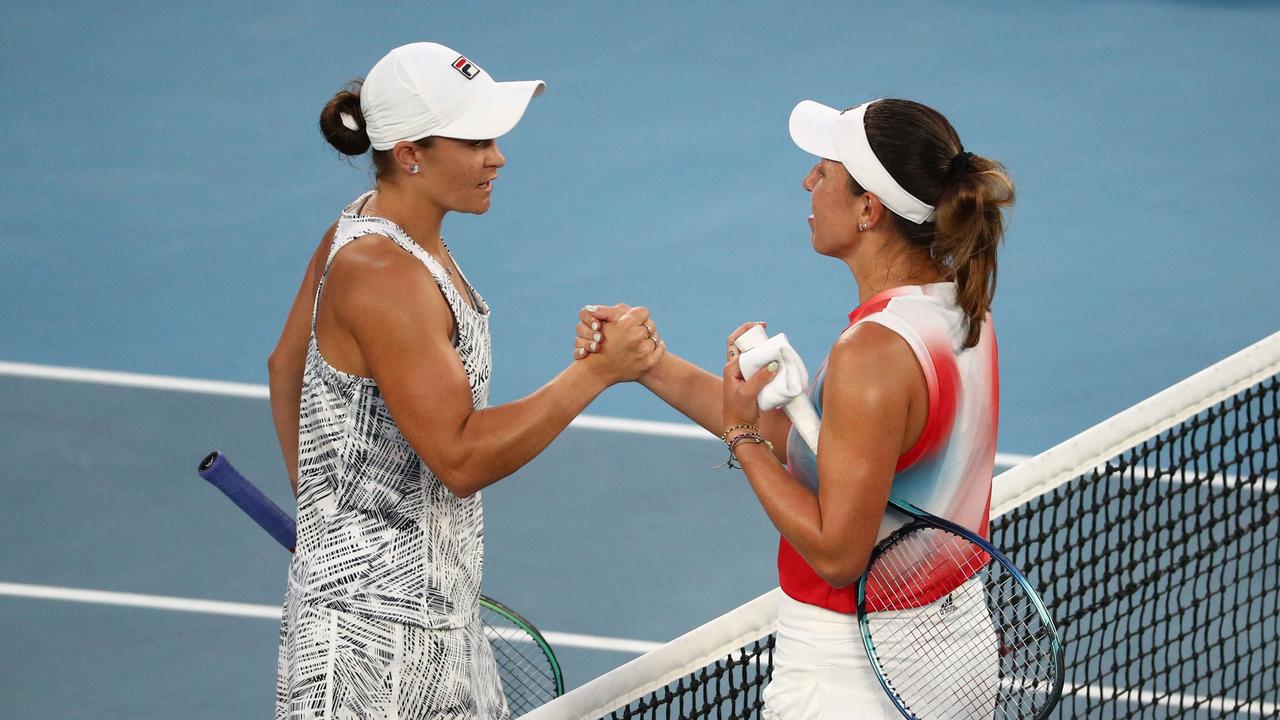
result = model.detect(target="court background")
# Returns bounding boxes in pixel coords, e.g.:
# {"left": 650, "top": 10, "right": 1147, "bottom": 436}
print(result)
{"left": 1, "top": 1, "right": 1278, "bottom": 717}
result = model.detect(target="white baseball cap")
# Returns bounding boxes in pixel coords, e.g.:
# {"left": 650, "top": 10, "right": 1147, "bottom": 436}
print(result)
{"left": 360, "top": 42, "right": 545, "bottom": 151}
{"left": 789, "top": 99, "right": 936, "bottom": 224}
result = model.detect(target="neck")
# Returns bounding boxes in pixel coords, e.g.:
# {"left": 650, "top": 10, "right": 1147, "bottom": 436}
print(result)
{"left": 843, "top": 232, "right": 945, "bottom": 305}
{"left": 368, "top": 182, "right": 447, "bottom": 255}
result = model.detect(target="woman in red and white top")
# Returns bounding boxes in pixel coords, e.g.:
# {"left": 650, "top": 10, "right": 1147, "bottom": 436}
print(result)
{"left": 578, "top": 98, "right": 1013, "bottom": 718}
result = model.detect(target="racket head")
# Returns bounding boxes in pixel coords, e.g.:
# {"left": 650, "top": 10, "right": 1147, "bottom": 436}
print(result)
{"left": 479, "top": 595, "right": 564, "bottom": 716}
{"left": 857, "top": 520, "right": 1064, "bottom": 720}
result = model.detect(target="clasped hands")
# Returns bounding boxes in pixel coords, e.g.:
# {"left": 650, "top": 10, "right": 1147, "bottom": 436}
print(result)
{"left": 575, "top": 305, "right": 785, "bottom": 443}
{"left": 571, "top": 303, "right": 665, "bottom": 384}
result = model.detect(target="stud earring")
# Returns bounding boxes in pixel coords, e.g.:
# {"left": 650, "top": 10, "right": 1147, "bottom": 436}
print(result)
{"left": 410, "top": 164, "right": 420, "bottom": 175}
{"left": 858, "top": 222, "right": 868, "bottom": 232}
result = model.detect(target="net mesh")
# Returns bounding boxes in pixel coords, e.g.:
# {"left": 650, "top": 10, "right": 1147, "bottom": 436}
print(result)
{"left": 525, "top": 336, "right": 1278, "bottom": 720}
{"left": 996, "top": 373, "right": 1278, "bottom": 717}
{"left": 605, "top": 637, "right": 776, "bottom": 720}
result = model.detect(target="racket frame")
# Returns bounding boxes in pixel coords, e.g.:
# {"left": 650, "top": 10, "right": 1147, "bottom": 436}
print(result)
{"left": 480, "top": 595, "right": 566, "bottom": 699}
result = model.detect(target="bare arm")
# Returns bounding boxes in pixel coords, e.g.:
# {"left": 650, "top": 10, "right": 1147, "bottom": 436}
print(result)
{"left": 332, "top": 244, "right": 661, "bottom": 498}
{"left": 267, "top": 224, "right": 336, "bottom": 496}
{"left": 725, "top": 323, "right": 924, "bottom": 587}
{"left": 578, "top": 309, "right": 790, "bottom": 458}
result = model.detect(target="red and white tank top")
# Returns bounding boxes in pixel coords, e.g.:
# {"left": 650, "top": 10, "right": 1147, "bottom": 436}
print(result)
{"left": 779, "top": 282, "right": 999, "bottom": 614}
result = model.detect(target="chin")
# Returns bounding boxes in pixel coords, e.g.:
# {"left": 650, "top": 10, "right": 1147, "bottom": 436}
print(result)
{"left": 810, "top": 235, "right": 840, "bottom": 259}
{"left": 809, "top": 230, "right": 828, "bottom": 255}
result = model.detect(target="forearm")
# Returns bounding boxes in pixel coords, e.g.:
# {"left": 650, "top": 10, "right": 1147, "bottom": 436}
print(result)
{"left": 736, "top": 442, "right": 822, "bottom": 543}
{"left": 267, "top": 362, "right": 303, "bottom": 496}
{"left": 644, "top": 353, "right": 790, "bottom": 458}
{"left": 735, "top": 442, "right": 866, "bottom": 583}
{"left": 639, "top": 352, "right": 724, "bottom": 435}
{"left": 441, "top": 361, "right": 611, "bottom": 495}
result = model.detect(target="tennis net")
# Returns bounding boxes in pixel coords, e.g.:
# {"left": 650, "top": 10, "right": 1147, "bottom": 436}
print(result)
{"left": 523, "top": 331, "right": 1279, "bottom": 719}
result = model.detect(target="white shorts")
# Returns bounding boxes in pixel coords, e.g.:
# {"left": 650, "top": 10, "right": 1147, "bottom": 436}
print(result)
{"left": 762, "top": 578, "right": 997, "bottom": 720}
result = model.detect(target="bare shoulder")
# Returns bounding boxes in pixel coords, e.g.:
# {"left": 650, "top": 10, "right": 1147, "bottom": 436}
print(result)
{"left": 306, "top": 222, "right": 340, "bottom": 284}
{"left": 826, "top": 321, "right": 919, "bottom": 400}
{"left": 325, "top": 234, "right": 449, "bottom": 332}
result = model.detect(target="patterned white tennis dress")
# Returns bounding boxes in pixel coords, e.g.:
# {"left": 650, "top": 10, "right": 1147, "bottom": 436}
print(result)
{"left": 276, "top": 192, "right": 506, "bottom": 719}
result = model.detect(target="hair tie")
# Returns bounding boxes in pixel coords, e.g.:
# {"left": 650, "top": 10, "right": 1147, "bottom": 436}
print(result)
{"left": 950, "top": 150, "right": 974, "bottom": 177}
{"left": 339, "top": 112, "right": 360, "bottom": 132}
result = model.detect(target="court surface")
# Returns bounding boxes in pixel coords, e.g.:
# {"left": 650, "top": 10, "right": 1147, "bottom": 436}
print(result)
{"left": 2, "top": 1, "right": 1278, "bottom": 717}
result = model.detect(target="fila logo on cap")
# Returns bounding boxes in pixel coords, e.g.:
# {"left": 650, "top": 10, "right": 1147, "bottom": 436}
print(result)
{"left": 453, "top": 56, "right": 480, "bottom": 79}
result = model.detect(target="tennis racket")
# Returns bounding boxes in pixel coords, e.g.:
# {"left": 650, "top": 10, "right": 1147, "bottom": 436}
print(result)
{"left": 733, "top": 328, "right": 1064, "bottom": 719}
{"left": 857, "top": 498, "right": 1063, "bottom": 719}
{"left": 196, "top": 450, "right": 565, "bottom": 716}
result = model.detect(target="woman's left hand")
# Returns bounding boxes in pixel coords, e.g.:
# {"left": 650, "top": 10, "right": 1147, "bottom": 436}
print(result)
{"left": 722, "top": 323, "right": 779, "bottom": 432}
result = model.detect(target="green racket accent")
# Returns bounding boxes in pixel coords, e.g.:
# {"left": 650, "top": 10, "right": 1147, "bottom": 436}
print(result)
{"left": 479, "top": 595, "right": 565, "bottom": 715}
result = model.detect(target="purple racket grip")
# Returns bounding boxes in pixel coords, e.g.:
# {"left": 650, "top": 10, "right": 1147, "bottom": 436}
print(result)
{"left": 198, "top": 450, "right": 297, "bottom": 552}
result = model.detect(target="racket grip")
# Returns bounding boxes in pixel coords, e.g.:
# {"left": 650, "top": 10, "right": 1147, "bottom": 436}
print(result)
{"left": 198, "top": 451, "right": 297, "bottom": 552}
{"left": 734, "top": 325, "right": 821, "bottom": 453}
{"left": 785, "top": 397, "right": 821, "bottom": 455}
{"left": 733, "top": 325, "right": 770, "bottom": 352}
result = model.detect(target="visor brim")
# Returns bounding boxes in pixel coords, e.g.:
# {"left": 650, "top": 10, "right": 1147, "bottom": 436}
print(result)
{"left": 788, "top": 100, "right": 841, "bottom": 161}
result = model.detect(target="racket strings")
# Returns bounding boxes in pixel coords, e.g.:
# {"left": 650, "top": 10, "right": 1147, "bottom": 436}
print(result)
{"left": 480, "top": 607, "right": 559, "bottom": 714}
{"left": 864, "top": 526, "right": 1059, "bottom": 719}
{"left": 487, "top": 637, "right": 552, "bottom": 705}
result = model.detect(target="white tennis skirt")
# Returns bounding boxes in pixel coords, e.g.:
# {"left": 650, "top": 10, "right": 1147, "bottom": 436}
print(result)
{"left": 762, "top": 578, "right": 998, "bottom": 720}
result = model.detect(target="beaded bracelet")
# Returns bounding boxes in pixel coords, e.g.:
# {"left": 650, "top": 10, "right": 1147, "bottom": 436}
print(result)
{"left": 720, "top": 431, "right": 774, "bottom": 469}
{"left": 719, "top": 424, "right": 759, "bottom": 443}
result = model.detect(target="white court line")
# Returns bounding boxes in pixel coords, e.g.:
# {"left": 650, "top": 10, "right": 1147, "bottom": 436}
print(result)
{"left": 0, "top": 581, "right": 661, "bottom": 655}
{"left": 0, "top": 361, "right": 271, "bottom": 399}
{"left": 1063, "top": 678, "right": 1276, "bottom": 717}
{"left": 0, "top": 360, "right": 1032, "bottom": 465}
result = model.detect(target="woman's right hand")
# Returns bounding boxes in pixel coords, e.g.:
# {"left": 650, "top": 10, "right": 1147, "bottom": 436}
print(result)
{"left": 574, "top": 303, "right": 632, "bottom": 359}
{"left": 574, "top": 303, "right": 664, "bottom": 383}
{"left": 573, "top": 304, "right": 609, "bottom": 360}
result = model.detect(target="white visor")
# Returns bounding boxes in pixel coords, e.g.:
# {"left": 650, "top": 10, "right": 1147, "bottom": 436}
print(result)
{"left": 789, "top": 99, "right": 936, "bottom": 224}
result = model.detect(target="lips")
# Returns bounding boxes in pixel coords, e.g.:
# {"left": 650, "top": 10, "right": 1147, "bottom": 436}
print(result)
{"left": 478, "top": 177, "right": 496, "bottom": 192}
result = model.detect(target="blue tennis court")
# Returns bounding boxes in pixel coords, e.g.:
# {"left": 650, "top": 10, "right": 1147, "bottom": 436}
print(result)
{"left": 2, "top": 2, "right": 1278, "bottom": 718}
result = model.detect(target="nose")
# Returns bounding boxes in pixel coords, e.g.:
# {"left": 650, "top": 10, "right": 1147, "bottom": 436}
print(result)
{"left": 488, "top": 141, "right": 506, "bottom": 169}
{"left": 802, "top": 163, "right": 819, "bottom": 192}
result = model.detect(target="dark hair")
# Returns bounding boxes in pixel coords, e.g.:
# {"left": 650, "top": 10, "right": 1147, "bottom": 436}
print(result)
{"left": 849, "top": 99, "right": 1015, "bottom": 348}
{"left": 318, "top": 80, "right": 432, "bottom": 181}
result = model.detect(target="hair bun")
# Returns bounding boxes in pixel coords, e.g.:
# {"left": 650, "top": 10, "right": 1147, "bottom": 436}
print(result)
{"left": 319, "top": 81, "right": 371, "bottom": 156}
{"left": 949, "top": 150, "right": 975, "bottom": 178}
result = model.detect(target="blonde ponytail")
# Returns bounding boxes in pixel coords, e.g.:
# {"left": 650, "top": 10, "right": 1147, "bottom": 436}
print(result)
{"left": 933, "top": 154, "right": 1014, "bottom": 348}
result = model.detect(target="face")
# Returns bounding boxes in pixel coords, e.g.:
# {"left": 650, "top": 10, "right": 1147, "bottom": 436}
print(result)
{"left": 802, "top": 158, "right": 865, "bottom": 257}
{"left": 409, "top": 137, "right": 505, "bottom": 215}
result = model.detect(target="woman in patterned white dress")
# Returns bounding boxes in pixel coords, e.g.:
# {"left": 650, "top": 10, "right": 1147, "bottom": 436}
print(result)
{"left": 265, "top": 42, "right": 665, "bottom": 720}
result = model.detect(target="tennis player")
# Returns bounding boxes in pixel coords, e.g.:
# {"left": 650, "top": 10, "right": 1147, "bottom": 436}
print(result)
{"left": 578, "top": 98, "right": 1013, "bottom": 717}
{"left": 266, "top": 42, "right": 664, "bottom": 719}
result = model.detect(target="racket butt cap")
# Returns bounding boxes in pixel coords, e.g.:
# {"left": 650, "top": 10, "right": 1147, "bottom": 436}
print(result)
{"left": 198, "top": 450, "right": 223, "bottom": 475}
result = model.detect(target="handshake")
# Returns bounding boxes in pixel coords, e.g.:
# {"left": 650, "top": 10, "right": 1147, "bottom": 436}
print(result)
{"left": 570, "top": 303, "right": 667, "bottom": 385}
{"left": 574, "top": 305, "right": 816, "bottom": 448}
